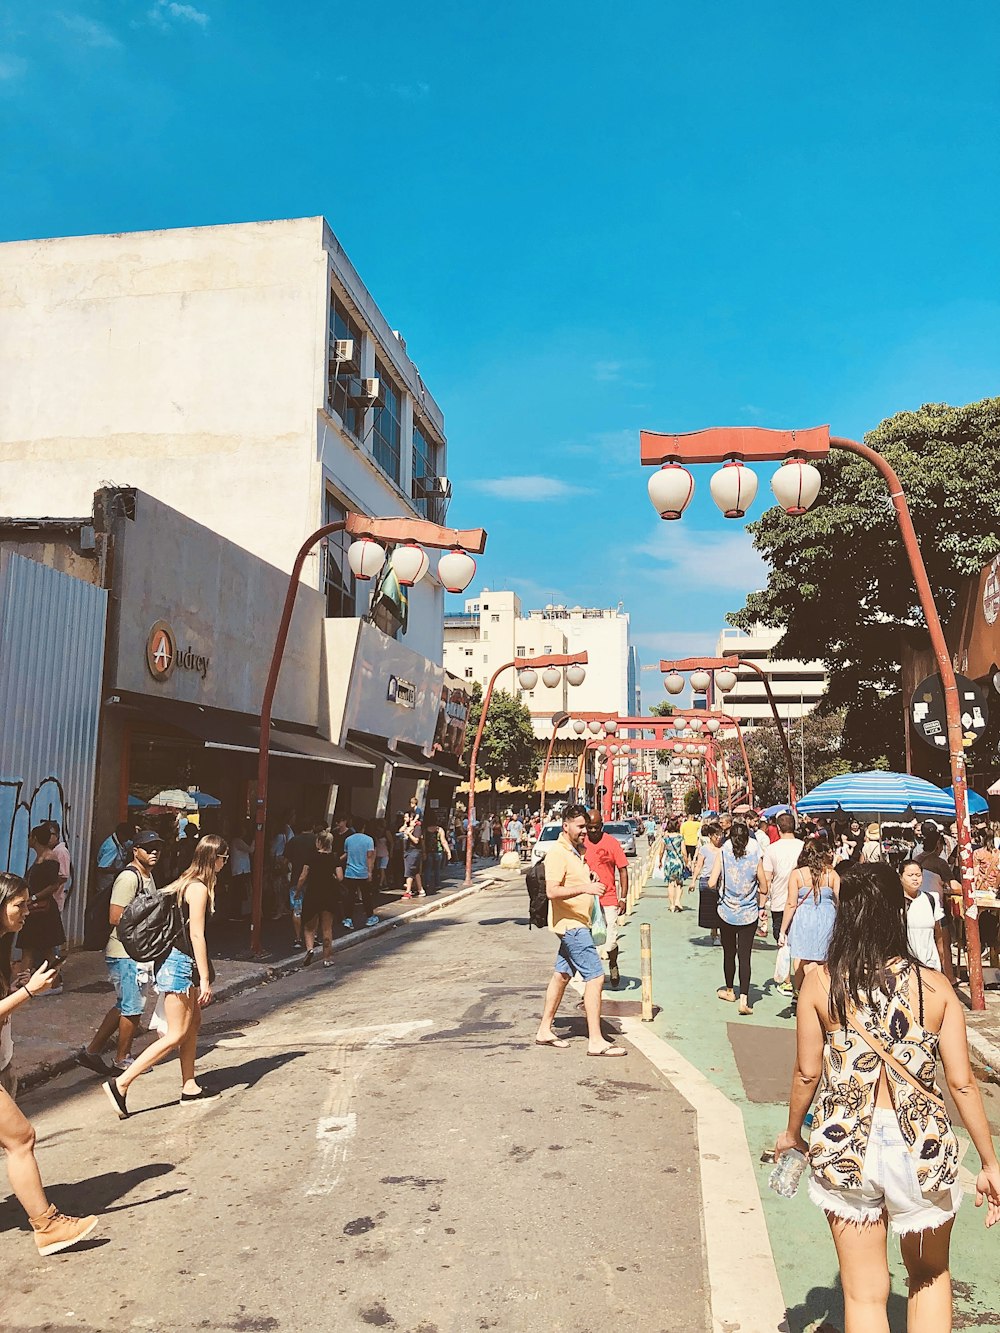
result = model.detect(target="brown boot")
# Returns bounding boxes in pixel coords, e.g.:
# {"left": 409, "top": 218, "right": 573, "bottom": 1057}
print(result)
{"left": 29, "top": 1204, "right": 98, "bottom": 1256}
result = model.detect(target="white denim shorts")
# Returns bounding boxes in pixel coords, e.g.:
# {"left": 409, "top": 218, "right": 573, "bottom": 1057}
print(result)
{"left": 808, "top": 1107, "right": 962, "bottom": 1236}
{"left": 597, "top": 905, "right": 619, "bottom": 958}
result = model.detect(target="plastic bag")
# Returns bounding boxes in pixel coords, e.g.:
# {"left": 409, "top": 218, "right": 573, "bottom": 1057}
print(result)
{"left": 774, "top": 943, "right": 791, "bottom": 986}
{"left": 149, "top": 990, "right": 169, "bottom": 1036}
{"left": 589, "top": 896, "right": 607, "bottom": 948}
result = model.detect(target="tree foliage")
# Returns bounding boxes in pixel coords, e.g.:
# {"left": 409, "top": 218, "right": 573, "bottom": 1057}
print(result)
{"left": 729, "top": 399, "right": 1000, "bottom": 769}
{"left": 462, "top": 682, "right": 539, "bottom": 790}
{"left": 648, "top": 700, "right": 675, "bottom": 766}
{"left": 728, "top": 709, "right": 854, "bottom": 807}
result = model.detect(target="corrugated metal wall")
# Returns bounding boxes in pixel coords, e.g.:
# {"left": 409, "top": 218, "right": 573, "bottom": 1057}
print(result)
{"left": 0, "top": 552, "right": 107, "bottom": 944}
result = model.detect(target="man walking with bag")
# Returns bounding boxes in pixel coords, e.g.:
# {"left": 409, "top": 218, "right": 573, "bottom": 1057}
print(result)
{"left": 583, "top": 812, "right": 629, "bottom": 988}
{"left": 534, "top": 805, "right": 626, "bottom": 1058}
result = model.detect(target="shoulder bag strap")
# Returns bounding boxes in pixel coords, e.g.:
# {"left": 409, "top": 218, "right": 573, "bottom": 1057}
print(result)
{"left": 817, "top": 972, "right": 946, "bottom": 1108}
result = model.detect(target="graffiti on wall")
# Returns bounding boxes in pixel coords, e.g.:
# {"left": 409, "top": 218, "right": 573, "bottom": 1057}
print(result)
{"left": 0, "top": 775, "right": 68, "bottom": 878}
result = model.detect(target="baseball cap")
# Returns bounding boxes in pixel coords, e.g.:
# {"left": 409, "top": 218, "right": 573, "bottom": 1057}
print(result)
{"left": 133, "top": 828, "right": 164, "bottom": 849}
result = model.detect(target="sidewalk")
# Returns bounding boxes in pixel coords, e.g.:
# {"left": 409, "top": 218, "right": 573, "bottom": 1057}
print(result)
{"left": 12, "top": 861, "right": 506, "bottom": 1092}
{"left": 612, "top": 868, "right": 1000, "bottom": 1333}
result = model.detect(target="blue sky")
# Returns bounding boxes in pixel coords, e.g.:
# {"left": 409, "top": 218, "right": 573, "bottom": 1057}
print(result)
{"left": 2, "top": 2, "right": 999, "bottom": 708}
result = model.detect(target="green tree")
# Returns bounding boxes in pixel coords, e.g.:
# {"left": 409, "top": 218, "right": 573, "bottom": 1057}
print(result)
{"left": 733, "top": 709, "right": 854, "bottom": 806}
{"left": 462, "top": 682, "right": 539, "bottom": 800}
{"left": 730, "top": 399, "right": 1000, "bottom": 771}
{"left": 648, "top": 700, "right": 675, "bottom": 767}
{"left": 683, "top": 788, "right": 701, "bottom": 815}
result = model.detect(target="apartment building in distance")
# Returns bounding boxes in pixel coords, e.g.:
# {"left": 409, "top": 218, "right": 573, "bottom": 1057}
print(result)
{"left": 444, "top": 589, "right": 640, "bottom": 739}
{"left": 715, "top": 624, "right": 827, "bottom": 728}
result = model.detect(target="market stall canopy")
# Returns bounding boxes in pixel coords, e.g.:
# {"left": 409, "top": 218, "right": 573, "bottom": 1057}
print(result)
{"left": 148, "top": 788, "right": 199, "bottom": 811}
{"left": 796, "top": 771, "right": 956, "bottom": 820}
{"left": 187, "top": 790, "right": 222, "bottom": 808}
{"left": 943, "top": 785, "right": 989, "bottom": 815}
{"left": 760, "top": 804, "right": 792, "bottom": 819}
{"left": 127, "top": 794, "right": 146, "bottom": 808}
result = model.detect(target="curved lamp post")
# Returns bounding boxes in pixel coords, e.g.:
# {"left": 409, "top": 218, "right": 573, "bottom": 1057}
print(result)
{"left": 538, "top": 711, "right": 571, "bottom": 827}
{"left": 465, "top": 653, "right": 587, "bottom": 885}
{"left": 250, "top": 512, "right": 485, "bottom": 956}
{"left": 641, "top": 421, "right": 985, "bottom": 1011}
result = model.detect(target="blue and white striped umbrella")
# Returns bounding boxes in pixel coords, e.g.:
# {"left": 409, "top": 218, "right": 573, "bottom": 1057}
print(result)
{"left": 796, "top": 771, "right": 956, "bottom": 820}
{"left": 943, "top": 786, "right": 989, "bottom": 816}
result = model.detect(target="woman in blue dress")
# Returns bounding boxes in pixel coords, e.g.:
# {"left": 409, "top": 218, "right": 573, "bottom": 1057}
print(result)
{"left": 779, "top": 837, "right": 839, "bottom": 992}
{"left": 658, "top": 816, "right": 687, "bottom": 912}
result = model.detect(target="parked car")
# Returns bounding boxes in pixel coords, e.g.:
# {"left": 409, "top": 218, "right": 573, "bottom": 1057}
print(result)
{"left": 530, "top": 823, "right": 563, "bottom": 866}
{"left": 629, "top": 816, "right": 644, "bottom": 838}
{"left": 603, "top": 821, "right": 638, "bottom": 857}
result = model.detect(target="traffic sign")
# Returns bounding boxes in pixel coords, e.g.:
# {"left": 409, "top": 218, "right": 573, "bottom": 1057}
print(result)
{"left": 910, "top": 673, "right": 988, "bottom": 751}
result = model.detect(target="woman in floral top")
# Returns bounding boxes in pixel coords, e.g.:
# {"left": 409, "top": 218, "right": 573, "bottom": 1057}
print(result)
{"left": 775, "top": 863, "right": 1000, "bottom": 1332}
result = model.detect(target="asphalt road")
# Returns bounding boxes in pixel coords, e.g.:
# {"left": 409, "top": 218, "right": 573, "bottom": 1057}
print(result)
{"left": 3, "top": 878, "right": 709, "bottom": 1333}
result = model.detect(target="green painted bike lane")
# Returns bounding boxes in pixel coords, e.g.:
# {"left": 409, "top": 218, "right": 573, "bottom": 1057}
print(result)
{"left": 613, "top": 870, "right": 1000, "bottom": 1332}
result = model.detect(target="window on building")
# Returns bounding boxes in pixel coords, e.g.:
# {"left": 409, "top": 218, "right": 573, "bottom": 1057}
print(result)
{"left": 328, "top": 291, "right": 363, "bottom": 438}
{"left": 472, "top": 603, "right": 480, "bottom": 612}
{"left": 483, "top": 631, "right": 489, "bottom": 641}
{"left": 372, "top": 358, "right": 402, "bottom": 484}
{"left": 411, "top": 421, "right": 448, "bottom": 524}
{"left": 516, "top": 645, "right": 525, "bottom": 655}
{"left": 322, "top": 491, "right": 357, "bottom": 618}
{"left": 464, "top": 648, "right": 473, "bottom": 656}
{"left": 490, "top": 614, "right": 500, "bottom": 623}
{"left": 465, "top": 668, "right": 473, "bottom": 678}
{"left": 543, "top": 644, "right": 552, "bottom": 654}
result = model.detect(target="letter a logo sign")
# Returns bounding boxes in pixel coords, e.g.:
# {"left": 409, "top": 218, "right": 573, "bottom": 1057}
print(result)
{"left": 146, "top": 620, "right": 177, "bottom": 681}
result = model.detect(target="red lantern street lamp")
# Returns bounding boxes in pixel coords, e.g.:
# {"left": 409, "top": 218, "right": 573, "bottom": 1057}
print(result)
{"left": 641, "top": 422, "right": 986, "bottom": 1012}
{"left": 251, "top": 512, "right": 486, "bottom": 957}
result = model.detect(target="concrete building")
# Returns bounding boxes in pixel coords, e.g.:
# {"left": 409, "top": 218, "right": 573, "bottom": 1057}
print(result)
{"left": 715, "top": 625, "right": 827, "bottom": 729}
{"left": 444, "top": 590, "right": 639, "bottom": 739}
{"left": 0, "top": 220, "right": 472, "bottom": 925}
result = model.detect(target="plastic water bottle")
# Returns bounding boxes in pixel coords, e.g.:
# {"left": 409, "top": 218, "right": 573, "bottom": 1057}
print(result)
{"left": 769, "top": 1113, "right": 814, "bottom": 1198}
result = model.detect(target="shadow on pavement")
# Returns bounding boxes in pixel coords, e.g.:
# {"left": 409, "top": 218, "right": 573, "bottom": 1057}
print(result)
{"left": 202, "top": 1048, "right": 306, "bottom": 1092}
{"left": 0, "top": 1161, "right": 178, "bottom": 1236}
{"left": 784, "top": 1278, "right": 908, "bottom": 1332}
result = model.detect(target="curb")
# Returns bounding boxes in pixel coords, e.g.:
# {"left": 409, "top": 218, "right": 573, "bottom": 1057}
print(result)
{"left": 17, "top": 876, "right": 502, "bottom": 1095}
{"left": 966, "top": 1023, "right": 1000, "bottom": 1080}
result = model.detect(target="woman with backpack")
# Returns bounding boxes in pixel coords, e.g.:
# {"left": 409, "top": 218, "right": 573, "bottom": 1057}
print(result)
{"left": 103, "top": 834, "right": 228, "bottom": 1119}
{"left": 775, "top": 862, "right": 1000, "bottom": 1332}
{"left": 0, "top": 872, "right": 99, "bottom": 1254}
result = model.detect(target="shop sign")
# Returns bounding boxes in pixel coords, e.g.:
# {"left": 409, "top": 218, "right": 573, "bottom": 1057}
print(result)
{"left": 145, "top": 620, "right": 210, "bottom": 682}
{"left": 983, "top": 555, "right": 1000, "bottom": 626}
{"left": 909, "top": 672, "right": 988, "bottom": 751}
{"left": 387, "top": 676, "right": 416, "bottom": 708}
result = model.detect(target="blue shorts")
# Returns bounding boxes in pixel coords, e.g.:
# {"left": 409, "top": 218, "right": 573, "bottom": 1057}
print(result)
{"left": 106, "top": 956, "right": 145, "bottom": 1017}
{"left": 289, "top": 885, "right": 304, "bottom": 915}
{"left": 554, "top": 927, "right": 604, "bottom": 983}
{"left": 155, "top": 947, "right": 194, "bottom": 994}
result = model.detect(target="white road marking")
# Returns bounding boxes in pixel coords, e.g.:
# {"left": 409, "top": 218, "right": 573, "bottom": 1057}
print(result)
{"left": 305, "top": 1020, "right": 433, "bottom": 1196}
{"left": 620, "top": 1018, "right": 790, "bottom": 1333}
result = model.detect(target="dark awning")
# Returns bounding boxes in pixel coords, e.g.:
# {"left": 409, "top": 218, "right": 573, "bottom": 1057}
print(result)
{"left": 345, "top": 736, "right": 434, "bottom": 778}
{"left": 109, "top": 693, "right": 374, "bottom": 785}
{"left": 395, "top": 742, "right": 465, "bottom": 781}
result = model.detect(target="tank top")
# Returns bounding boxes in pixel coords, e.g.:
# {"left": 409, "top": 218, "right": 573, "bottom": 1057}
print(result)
{"left": 809, "top": 961, "right": 959, "bottom": 1193}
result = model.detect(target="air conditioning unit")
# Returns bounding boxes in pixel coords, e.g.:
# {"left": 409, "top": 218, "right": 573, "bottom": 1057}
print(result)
{"left": 415, "top": 475, "right": 452, "bottom": 497}
{"left": 347, "top": 376, "right": 380, "bottom": 404}
{"left": 330, "top": 338, "right": 354, "bottom": 363}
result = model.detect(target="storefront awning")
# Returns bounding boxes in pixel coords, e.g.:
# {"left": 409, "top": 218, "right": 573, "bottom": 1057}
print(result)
{"left": 110, "top": 694, "right": 375, "bottom": 784}
{"left": 395, "top": 742, "right": 465, "bottom": 782}
{"left": 346, "top": 737, "right": 434, "bottom": 779}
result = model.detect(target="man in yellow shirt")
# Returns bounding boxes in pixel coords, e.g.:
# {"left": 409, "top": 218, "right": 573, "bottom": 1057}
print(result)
{"left": 534, "top": 805, "right": 627, "bottom": 1057}
{"left": 680, "top": 814, "right": 702, "bottom": 869}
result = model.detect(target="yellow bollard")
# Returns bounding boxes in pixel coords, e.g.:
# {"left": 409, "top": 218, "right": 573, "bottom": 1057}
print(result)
{"left": 640, "top": 922, "right": 653, "bottom": 1022}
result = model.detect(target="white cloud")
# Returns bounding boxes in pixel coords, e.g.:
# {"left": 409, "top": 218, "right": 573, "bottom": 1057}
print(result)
{"left": 59, "top": 13, "right": 123, "bottom": 48}
{"left": 467, "top": 475, "right": 594, "bottom": 502}
{"left": 636, "top": 524, "right": 768, "bottom": 594}
{"left": 0, "top": 53, "right": 29, "bottom": 81}
{"left": 633, "top": 629, "right": 724, "bottom": 659}
{"left": 148, "top": 1, "right": 210, "bottom": 27}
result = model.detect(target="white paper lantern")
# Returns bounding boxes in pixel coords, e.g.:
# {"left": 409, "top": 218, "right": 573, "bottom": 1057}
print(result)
{"left": 589, "top": 720, "right": 603, "bottom": 735}
{"left": 437, "top": 547, "right": 477, "bottom": 593}
{"left": 517, "top": 668, "right": 538, "bottom": 690}
{"left": 709, "top": 459, "right": 759, "bottom": 519}
{"left": 714, "top": 669, "right": 737, "bottom": 692}
{"left": 685, "top": 744, "right": 698, "bottom": 754}
{"left": 690, "top": 670, "right": 711, "bottom": 693}
{"left": 663, "top": 671, "right": 685, "bottom": 695}
{"left": 542, "top": 667, "right": 561, "bottom": 688}
{"left": 771, "top": 459, "right": 821, "bottom": 515}
{"left": 648, "top": 462, "right": 695, "bottom": 520}
{"left": 705, "top": 717, "right": 721, "bottom": 733}
{"left": 566, "top": 664, "right": 586, "bottom": 686}
{"left": 347, "top": 537, "right": 386, "bottom": 580}
{"left": 675, "top": 717, "right": 689, "bottom": 731}
{"left": 390, "top": 541, "right": 429, "bottom": 587}
{"left": 572, "top": 719, "right": 587, "bottom": 735}
{"left": 597, "top": 745, "right": 608, "bottom": 757}
{"left": 603, "top": 718, "right": 618, "bottom": 734}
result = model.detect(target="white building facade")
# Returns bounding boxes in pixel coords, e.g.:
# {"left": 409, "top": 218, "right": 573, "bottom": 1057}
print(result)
{"left": 715, "top": 625, "right": 827, "bottom": 728}
{"left": 444, "top": 590, "right": 640, "bottom": 739}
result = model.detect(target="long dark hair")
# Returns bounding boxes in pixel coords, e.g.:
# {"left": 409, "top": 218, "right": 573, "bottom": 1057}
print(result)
{"left": 797, "top": 837, "right": 833, "bottom": 903}
{"left": 0, "top": 872, "right": 29, "bottom": 1000}
{"left": 729, "top": 820, "right": 751, "bottom": 859}
{"left": 826, "top": 862, "right": 916, "bottom": 1027}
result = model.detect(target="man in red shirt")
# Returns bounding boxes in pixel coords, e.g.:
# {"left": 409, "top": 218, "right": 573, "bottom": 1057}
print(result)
{"left": 583, "top": 812, "right": 629, "bottom": 988}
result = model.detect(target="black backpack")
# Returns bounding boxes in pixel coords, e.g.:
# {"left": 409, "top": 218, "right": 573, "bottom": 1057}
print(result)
{"left": 116, "top": 877, "right": 184, "bottom": 962}
{"left": 82, "top": 881, "right": 118, "bottom": 950}
{"left": 526, "top": 859, "right": 549, "bottom": 929}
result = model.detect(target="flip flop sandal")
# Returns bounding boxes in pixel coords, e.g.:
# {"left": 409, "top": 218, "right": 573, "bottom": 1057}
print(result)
{"left": 587, "top": 1046, "right": 627, "bottom": 1058}
{"left": 535, "top": 1038, "right": 570, "bottom": 1049}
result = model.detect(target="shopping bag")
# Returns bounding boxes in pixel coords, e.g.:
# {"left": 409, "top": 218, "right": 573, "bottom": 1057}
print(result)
{"left": 773, "top": 943, "right": 791, "bottom": 986}
{"left": 589, "top": 897, "right": 607, "bottom": 948}
{"left": 149, "top": 990, "right": 169, "bottom": 1036}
